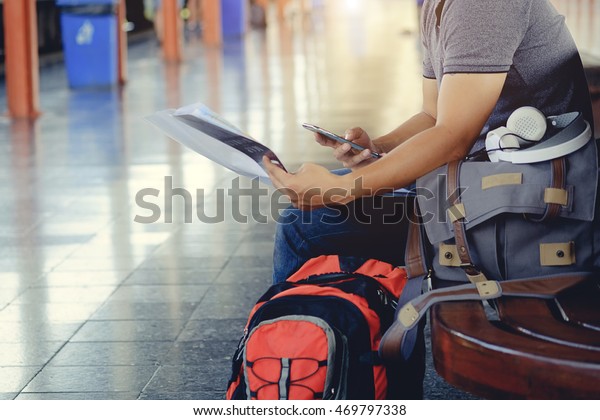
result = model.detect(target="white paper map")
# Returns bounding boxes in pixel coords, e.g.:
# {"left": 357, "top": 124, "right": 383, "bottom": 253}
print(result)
{"left": 145, "top": 102, "right": 286, "bottom": 185}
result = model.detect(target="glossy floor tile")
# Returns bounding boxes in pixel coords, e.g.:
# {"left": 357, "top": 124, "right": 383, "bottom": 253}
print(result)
{"left": 0, "top": 0, "right": 598, "bottom": 400}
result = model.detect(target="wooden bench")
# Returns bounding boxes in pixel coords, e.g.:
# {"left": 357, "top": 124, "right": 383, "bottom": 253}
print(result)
{"left": 430, "top": 278, "right": 600, "bottom": 399}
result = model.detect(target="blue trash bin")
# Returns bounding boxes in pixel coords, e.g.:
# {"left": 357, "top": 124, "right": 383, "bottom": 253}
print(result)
{"left": 57, "top": 0, "right": 118, "bottom": 88}
{"left": 221, "top": 0, "right": 247, "bottom": 39}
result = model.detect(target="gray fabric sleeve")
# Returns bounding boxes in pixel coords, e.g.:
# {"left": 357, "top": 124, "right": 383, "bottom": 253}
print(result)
{"left": 423, "top": 47, "right": 435, "bottom": 79}
{"left": 421, "top": 8, "right": 435, "bottom": 79}
{"left": 441, "top": 0, "right": 532, "bottom": 74}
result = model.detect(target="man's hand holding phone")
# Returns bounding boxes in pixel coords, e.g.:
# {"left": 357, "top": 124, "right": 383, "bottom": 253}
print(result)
{"left": 303, "top": 124, "right": 383, "bottom": 169}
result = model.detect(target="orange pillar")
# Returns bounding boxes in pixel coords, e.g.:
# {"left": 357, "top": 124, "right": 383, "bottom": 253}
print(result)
{"left": 278, "top": 0, "right": 291, "bottom": 20}
{"left": 117, "top": 0, "right": 128, "bottom": 84}
{"left": 300, "top": 0, "right": 307, "bottom": 13}
{"left": 202, "top": 0, "right": 222, "bottom": 46}
{"left": 3, "top": 0, "right": 40, "bottom": 118}
{"left": 163, "top": 0, "right": 183, "bottom": 61}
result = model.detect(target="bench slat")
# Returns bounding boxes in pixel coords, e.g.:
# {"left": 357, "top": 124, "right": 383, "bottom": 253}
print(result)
{"left": 431, "top": 300, "right": 600, "bottom": 399}
{"left": 554, "top": 280, "right": 600, "bottom": 330}
{"left": 496, "top": 297, "right": 600, "bottom": 351}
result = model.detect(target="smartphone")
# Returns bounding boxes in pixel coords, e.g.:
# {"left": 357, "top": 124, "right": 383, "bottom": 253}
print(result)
{"left": 302, "top": 123, "right": 381, "bottom": 159}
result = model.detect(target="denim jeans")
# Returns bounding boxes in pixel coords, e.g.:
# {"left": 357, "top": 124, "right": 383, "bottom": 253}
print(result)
{"left": 272, "top": 184, "right": 415, "bottom": 283}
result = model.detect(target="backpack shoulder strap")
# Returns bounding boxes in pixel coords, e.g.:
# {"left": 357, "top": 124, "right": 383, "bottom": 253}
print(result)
{"left": 379, "top": 207, "right": 429, "bottom": 361}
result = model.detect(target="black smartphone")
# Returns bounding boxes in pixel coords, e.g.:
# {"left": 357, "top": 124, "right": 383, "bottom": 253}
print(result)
{"left": 302, "top": 123, "right": 381, "bottom": 159}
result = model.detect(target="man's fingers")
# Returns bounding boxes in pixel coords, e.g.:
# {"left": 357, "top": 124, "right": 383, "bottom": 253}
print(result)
{"left": 336, "top": 147, "right": 373, "bottom": 167}
{"left": 315, "top": 133, "right": 337, "bottom": 148}
{"left": 332, "top": 143, "right": 352, "bottom": 160}
{"left": 262, "top": 156, "right": 289, "bottom": 188}
{"left": 344, "top": 127, "right": 364, "bottom": 141}
{"left": 262, "top": 156, "right": 301, "bottom": 204}
{"left": 353, "top": 149, "right": 373, "bottom": 164}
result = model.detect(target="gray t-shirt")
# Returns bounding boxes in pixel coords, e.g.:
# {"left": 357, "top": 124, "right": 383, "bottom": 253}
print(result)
{"left": 421, "top": 0, "right": 593, "bottom": 147}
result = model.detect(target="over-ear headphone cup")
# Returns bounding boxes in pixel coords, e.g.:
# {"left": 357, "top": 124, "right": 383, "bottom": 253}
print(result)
{"left": 485, "top": 127, "right": 521, "bottom": 162}
{"left": 484, "top": 110, "right": 590, "bottom": 164}
{"left": 506, "top": 106, "right": 547, "bottom": 142}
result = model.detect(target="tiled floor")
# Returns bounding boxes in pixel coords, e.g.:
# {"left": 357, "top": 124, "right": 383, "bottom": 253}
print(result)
{"left": 0, "top": 0, "right": 598, "bottom": 401}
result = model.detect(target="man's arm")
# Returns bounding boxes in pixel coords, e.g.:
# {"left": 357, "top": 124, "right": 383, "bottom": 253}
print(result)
{"left": 264, "top": 72, "right": 507, "bottom": 208}
{"left": 346, "top": 72, "right": 507, "bottom": 195}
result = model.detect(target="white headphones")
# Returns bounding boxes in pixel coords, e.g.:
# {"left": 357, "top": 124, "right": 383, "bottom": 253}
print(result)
{"left": 485, "top": 106, "right": 592, "bottom": 164}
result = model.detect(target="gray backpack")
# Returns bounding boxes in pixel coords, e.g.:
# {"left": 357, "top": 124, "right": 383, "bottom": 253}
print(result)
{"left": 417, "top": 111, "right": 598, "bottom": 284}
{"left": 379, "top": 111, "right": 598, "bottom": 361}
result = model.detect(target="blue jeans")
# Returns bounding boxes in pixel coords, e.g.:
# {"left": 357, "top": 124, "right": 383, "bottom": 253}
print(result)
{"left": 272, "top": 185, "right": 415, "bottom": 283}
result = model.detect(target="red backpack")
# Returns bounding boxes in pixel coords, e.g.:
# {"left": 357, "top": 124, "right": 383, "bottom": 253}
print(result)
{"left": 226, "top": 255, "right": 415, "bottom": 400}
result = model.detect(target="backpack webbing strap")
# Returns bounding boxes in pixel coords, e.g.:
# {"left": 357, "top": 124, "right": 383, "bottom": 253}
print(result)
{"left": 528, "top": 157, "right": 567, "bottom": 222}
{"left": 446, "top": 160, "right": 489, "bottom": 283}
{"left": 379, "top": 208, "right": 428, "bottom": 361}
{"left": 404, "top": 206, "right": 428, "bottom": 281}
{"left": 379, "top": 272, "right": 591, "bottom": 361}
{"left": 398, "top": 207, "right": 429, "bottom": 308}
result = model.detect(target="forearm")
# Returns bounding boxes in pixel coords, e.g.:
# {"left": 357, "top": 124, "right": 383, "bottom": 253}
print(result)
{"left": 372, "top": 111, "right": 437, "bottom": 154}
{"left": 349, "top": 72, "right": 507, "bottom": 196}
{"left": 344, "top": 123, "right": 474, "bottom": 197}
{"left": 263, "top": 73, "right": 506, "bottom": 210}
